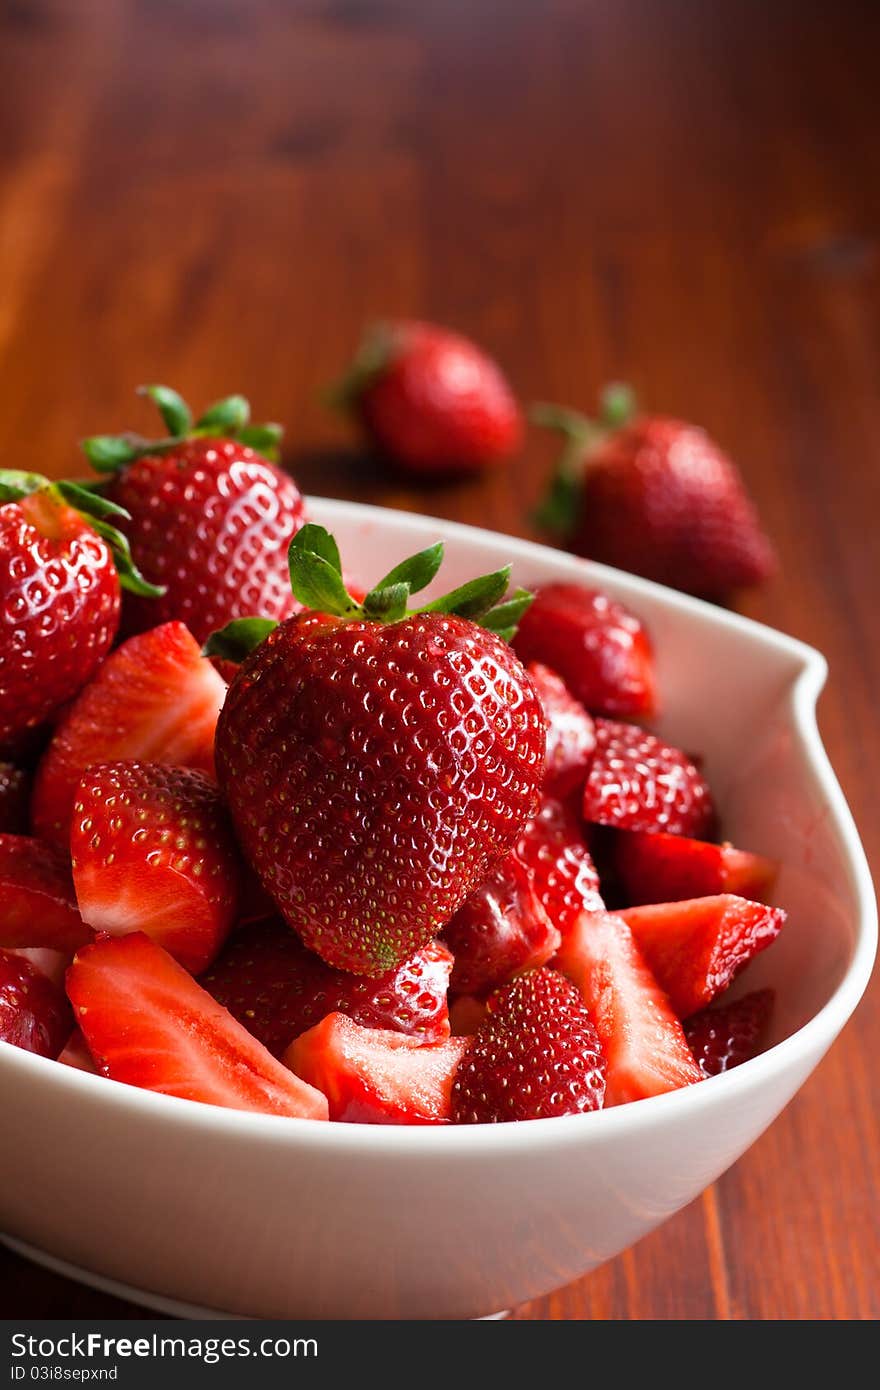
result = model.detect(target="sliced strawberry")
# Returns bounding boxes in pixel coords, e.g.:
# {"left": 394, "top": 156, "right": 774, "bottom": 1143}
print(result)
{"left": 513, "top": 583, "right": 656, "bottom": 717}
{"left": 582, "top": 718, "right": 715, "bottom": 838}
{"left": 0, "top": 948, "right": 72, "bottom": 1058}
{"left": 443, "top": 851, "right": 560, "bottom": 996}
{"left": 557, "top": 911, "right": 702, "bottom": 1104}
{"left": 71, "top": 763, "right": 241, "bottom": 976}
{"left": 616, "top": 831, "right": 778, "bottom": 905}
{"left": 516, "top": 795, "right": 604, "bottom": 937}
{"left": 31, "top": 622, "right": 226, "bottom": 847}
{"left": 285, "top": 1014, "right": 468, "bottom": 1124}
{"left": 58, "top": 1027, "right": 99, "bottom": 1074}
{"left": 620, "top": 894, "right": 785, "bottom": 1017}
{"left": 526, "top": 662, "right": 595, "bottom": 797}
{"left": 684, "top": 989, "right": 774, "bottom": 1077}
{"left": 0, "top": 834, "right": 91, "bottom": 952}
{"left": 66, "top": 932, "right": 329, "bottom": 1119}
{"left": 0, "top": 763, "right": 30, "bottom": 834}
{"left": 201, "top": 920, "right": 453, "bottom": 1057}
{"left": 453, "top": 968, "right": 606, "bottom": 1122}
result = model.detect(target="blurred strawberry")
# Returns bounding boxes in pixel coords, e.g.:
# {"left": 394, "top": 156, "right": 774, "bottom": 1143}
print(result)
{"left": 443, "top": 850, "right": 560, "bottom": 997}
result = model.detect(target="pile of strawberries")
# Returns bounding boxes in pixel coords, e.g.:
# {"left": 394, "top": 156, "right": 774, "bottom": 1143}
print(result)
{"left": 0, "top": 383, "right": 785, "bottom": 1126}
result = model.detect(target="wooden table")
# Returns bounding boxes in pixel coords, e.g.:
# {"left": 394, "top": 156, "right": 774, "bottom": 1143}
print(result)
{"left": 1, "top": 0, "right": 877, "bottom": 1321}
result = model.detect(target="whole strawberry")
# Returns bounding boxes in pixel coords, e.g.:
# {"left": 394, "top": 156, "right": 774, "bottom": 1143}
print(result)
{"left": 82, "top": 385, "right": 307, "bottom": 644}
{"left": 0, "top": 470, "right": 156, "bottom": 752}
{"left": 534, "top": 388, "right": 776, "bottom": 599}
{"left": 211, "top": 526, "right": 544, "bottom": 975}
{"left": 329, "top": 320, "right": 523, "bottom": 476}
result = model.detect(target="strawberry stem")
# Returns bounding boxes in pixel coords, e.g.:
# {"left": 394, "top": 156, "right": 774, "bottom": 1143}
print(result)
{"left": 82, "top": 386, "right": 284, "bottom": 472}
{"left": 323, "top": 322, "right": 396, "bottom": 412}
{"left": 531, "top": 383, "right": 637, "bottom": 537}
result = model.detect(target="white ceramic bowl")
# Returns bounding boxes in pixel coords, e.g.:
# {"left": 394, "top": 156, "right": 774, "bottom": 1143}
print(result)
{"left": 1, "top": 499, "right": 875, "bottom": 1320}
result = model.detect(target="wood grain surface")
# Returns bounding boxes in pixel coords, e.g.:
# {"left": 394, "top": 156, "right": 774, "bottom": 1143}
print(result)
{"left": 1, "top": 0, "right": 878, "bottom": 1321}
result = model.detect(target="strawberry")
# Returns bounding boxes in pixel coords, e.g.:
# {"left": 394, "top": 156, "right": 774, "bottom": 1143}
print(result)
{"left": 71, "top": 763, "right": 241, "bottom": 975}
{"left": 449, "top": 994, "right": 488, "bottom": 1036}
{"left": 557, "top": 911, "right": 702, "bottom": 1104}
{"left": 0, "top": 764, "right": 30, "bottom": 834}
{"left": 284, "top": 1013, "right": 468, "bottom": 1124}
{"left": 443, "top": 850, "right": 560, "bottom": 996}
{"left": 526, "top": 662, "right": 596, "bottom": 796}
{"left": 329, "top": 320, "right": 522, "bottom": 476}
{"left": 81, "top": 386, "right": 308, "bottom": 645}
{"left": 58, "top": 1027, "right": 99, "bottom": 1074}
{"left": 201, "top": 920, "right": 453, "bottom": 1057}
{"left": 534, "top": 389, "right": 776, "bottom": 599}
{"left": 616, "top": 831, "right": 778, "bottom": 906}
{"left": 0, "top": 469, "right": 156, "bottom": 749}
{"left": 31, "top": 621, "right": 226, "bottom": 847}
{"left": 514, "top": 584, "right": 656, "bottom": 718}
{"left": 211, "top": 526, "right": 544, "bottom": 975}
{"left": 452, "top": 967, "right": 606, "bottom": 1123}
{"left": 0, "top": 947, "right": 72, "bottom": 1058}
{"left": 620, "top": 894, "right": 785, "bottom": 1018}
{"left": 516, "top": 795, "right": 604, "bottom": 937}
{"left": 582, "top": 718, "right": 715, "bottom": 838}
{"left": 684, "top": 989, "right": 774, "bottom": 1077}
{"left": 66, "top": 932, "right": 329, "bottom": 1119}
{"left": 0, "top": 834, "right": 91, "bottom": 953}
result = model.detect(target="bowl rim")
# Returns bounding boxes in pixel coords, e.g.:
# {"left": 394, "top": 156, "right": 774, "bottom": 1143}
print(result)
{"left": 2, "top": 498, "right": 876, "bottom": 1153}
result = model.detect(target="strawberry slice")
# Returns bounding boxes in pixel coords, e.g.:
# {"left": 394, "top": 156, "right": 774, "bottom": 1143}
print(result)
{"left": 516, "top": 795, "right": 604, "bottom": 937}
{"left": 58, "top": 1027, "right": 99, "bottom": 1073}
{"left": 527, "top": 663, "right": 595, "bottom": 797}
{"left": 71, "top": 762, "right": 241, "bottom": 976}
{"left": 620, "top": 894, "right": 785, "bottom": 1017}
{"left": 66, "top": 932, "right": 329, "bottom": 1119}
{"left": 684, "top": 989, "right": 774, "bottom": 1077}
{"left": 0, "top": 834, "right": 91, "bottom": 952}
{"left": 0, "top": 947, "right": 72, "bottom": 1058}
{"left": 443, "top": 850, "right": 560, "bottom": 996}
{"left": 31, "top": 622, "right": 226, "bottom": 847}
{"left": 582, "top": 718, "right": 715, "bottom": 838}
{"left": 616, "top": 831, "right": 778, "bottom": 905}
{"left": 0, "top": 763, "right": 30, "bottom": 834}
{"left": 201, "top": 919, "right": 453, "bottom": 1057}
{"left": 285, "top": 1014, "right": 468, "bottom": 1124}
{"left": 557, "top": 911, "right": 702, "bottom": 1104}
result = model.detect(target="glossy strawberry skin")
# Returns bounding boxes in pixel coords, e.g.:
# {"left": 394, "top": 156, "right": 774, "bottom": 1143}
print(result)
{"left": 616, "top": 831, "right": 778, "bottom": 906}
{"left": 216, "top": 610, "right": 545, "bottom": 975}
{"left": 0, "top": 947, "right": 72, "bottom": 1058}
{"left": 201, "top": 920, "right": 453, "bottom": 1057}
{"left": 684, "top": 989, "right": 774, "bottom": 1076}
{"left": 31, "top": 621, "right": 226, "bottom": 847}
{"left": 513, "top": 584, "right": 656, "bottom": 718}
{"left": 572, "top": 419, "right": 776, "bottom": 598}
{"left": 582, "top": 718, "right": 715, "bottom": 838}
{"left": 71, "top": 762, "right": 241, "bottom": 976}
{"left": 452, "top": 967, "right": 606, "bottom": 1123}
{"left": 106, "top": 438, "right": 308, "bottom": 644}
{"left": 443, "top": 850, "right": 560, "bottom": 997}
{"left": 0, "top": 834, "right": 91, "bottom": 953}
{"left": 516, "top": 795, "right": 604, "bottom": 937}
{"left": 0, "top": 764, "right": 30, "bottom": 834}
{"left": 0, "top": 494, "right": 120, "bottom": 749}
{"left": 527, "top": 662, "right": 596, "bottom": 796}
{"left": 355, "top": 322, "right": 522, "bottom": 476}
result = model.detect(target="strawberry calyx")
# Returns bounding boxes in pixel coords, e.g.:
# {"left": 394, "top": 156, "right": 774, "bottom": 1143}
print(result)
{"left": 204, "top": 523, "right": 534, "bottom": 662}
{"left": 0, "top": 468, "right": 162, "bottom": 599}
{"left": 531, "top": 383, "right": 637, "bottom": 536}
{"left": 80, "top": 384, "right": 284, "bottom": 472}
{"left": 324, "top": 322, "right": 397, "bottom": 412}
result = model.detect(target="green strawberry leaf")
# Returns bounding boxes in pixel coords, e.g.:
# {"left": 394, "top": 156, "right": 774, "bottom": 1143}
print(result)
{"left": 598, "top": 382, "right": 637, "bottom": 429}
{"left": 289, "top": 547, "right": 360, "bottom": 616}
{"left": 532, "top": 471, "right": 582, "bottom": 535}
{"left": 237, "top": 422, "right": 284, "bottom": 460}
{"left": 480, "top": 587, "right": 534, "bottom": 635}
{"left": 289, "top": 524, "right": 343, "bottom": 574}
{"left": 0, "top": 469, "right": 48, "bottom": 502}
{"left": 420, "top": 565, "right": 511, "bottom": 620}
{"left": 324, "top": 322, "right": 395, "bottom": 412}
{"left": 203, "top": 617, "right": 279, "bottom": 662}
{"left": 83, "top": 515, "right": 164, "bottom": 598}
{"left": 80, "top": 435, "right": 141, "bottom": 472}
{"left": 196, "top": 394, "right": 250, "bottom": 433}
{"left": 372, "top": 541, "right": 444, "bottom": 597}
{"left": 138, "top": 384, "right": 192, "bottom": 438}
{"left": 362, "top": 581, "right": 410, "bottom": 622}
{"left": 55, "top": 480, "right": 130, "bottom": 522}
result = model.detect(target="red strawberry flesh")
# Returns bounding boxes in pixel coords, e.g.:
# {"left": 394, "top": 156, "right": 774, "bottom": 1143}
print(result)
{"left": 0, "top": 833, "right": 91, "bottom": 952}
{"left": 616, "top": 830, "right": 778, "bottom": 905}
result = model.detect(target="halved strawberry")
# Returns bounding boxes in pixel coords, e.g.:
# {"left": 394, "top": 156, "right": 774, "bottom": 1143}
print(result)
{"left": 620, "top": 894, "right": 785, "bottom": 1017}
{"left": 66, "top": 932, "right": 329, "bottom": 1119}
{"left": 582, "top": 719, "right": 715, "bottom": 838}
{"left": 285, "top": 1013, "right": 468, "bottom": 1124}
{"left": 31, "top": 622, "right": 226, "bottom": 847}
{"left": 58, "top": 1027, "right": 99, "bottom": 1074}
{"left": 0, "top": 763, "right": 30, "bottom": 834}
{"left": 443, "top": 851, "right": 560, "bottom": 996}
{"left": 0, "top": 947, "right": 72, "bottom": 1058}
{"left": 684, "top": 989, "right": 774, "bottom": 1077}
{"left": 557, "top": 911, "right": 702, "bottom": 1104}
{"left": 516, "top": 795, "right": 604, "bottom": 937}
{"left": 71, "top": 763, "right": 241, "bottom": 976}
{"left": 0, "top": 834, "right": 91, "bottom": 952}
{"left": 527, "top": 663, "right": 596, "bottom": 797}
{"left": 201, "top": 919, "right": 453, "bottom": 1057}
{"left": 616, "top": 831, "right": 778, "bottom": 905}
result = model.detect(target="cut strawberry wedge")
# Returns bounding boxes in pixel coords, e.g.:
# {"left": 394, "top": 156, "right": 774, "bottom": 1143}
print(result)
{"left": 66, "top": 932, "right": 329, "bottom": 1119}
{"left": 0, "top": 947, "right": 73, "bottom": 1059}
{"left": 616, "top": 831, "right": 778, "bottom": 906}
{"left": 32, "top": 622, "right": 226, "bottom": 847}
{"left": 58, "top": 1027, "right": 99, "bottom": 1074}
{"left": 619, "top": 894, "right": 785, "bottom": 1017}
{"left": 684, "top": 989, "right": 774, "bottom": 1077}
{"left": 0, "top": 833, "right": 92, "bottom": 952}
{"left": 557, "top": 911, "right": 702, "bottom": 1105}
{"left": 285, "top": 1014, "right": 469, "bottom": 1125}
